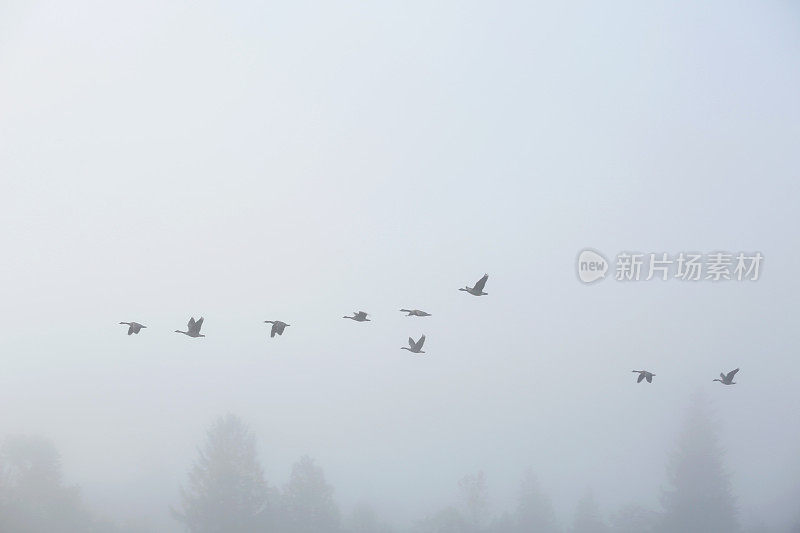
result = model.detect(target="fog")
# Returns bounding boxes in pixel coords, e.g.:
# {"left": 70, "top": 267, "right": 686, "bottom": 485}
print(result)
{"left": 1, "top": 1, "right": 799, "bottom": 532}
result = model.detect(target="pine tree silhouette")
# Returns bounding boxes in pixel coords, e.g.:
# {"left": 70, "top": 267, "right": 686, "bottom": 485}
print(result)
{"left": 173, "top": 414, "right": 269, "bottom": 532}
{"left": 660, "top": 394, "right": 739, "bottom": 533}
{"left": 279, "top": 455, "right": 340, "bottom": 533}
{"left": 514, "top": 469, "right": 559, "bottom": 533}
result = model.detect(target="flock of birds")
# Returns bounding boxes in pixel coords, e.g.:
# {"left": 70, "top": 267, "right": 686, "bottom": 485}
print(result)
{"left": 118, "top": 273, "right": 741, "bottom": 385}
{"left": 631, "top": 366, "right": 739, "bottom": 386}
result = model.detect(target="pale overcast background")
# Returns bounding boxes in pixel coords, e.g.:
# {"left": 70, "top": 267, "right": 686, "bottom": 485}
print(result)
{"left": 1, "top": 1, "right": 799, "bottom": 531}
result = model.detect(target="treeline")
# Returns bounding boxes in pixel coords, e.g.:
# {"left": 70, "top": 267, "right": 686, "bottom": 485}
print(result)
{"left": 171, "top": 414, "right": 343, "bottom": 533}
{"left": 2, "top": 399, "right": 799, "bottom": 532}
{"left": 0, "top": 435, "right": 142, "bottom": 532}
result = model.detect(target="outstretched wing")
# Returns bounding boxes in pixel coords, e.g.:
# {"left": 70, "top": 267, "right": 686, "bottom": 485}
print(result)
{"left": 720, "top": 373, "right": 726, "bottom": 380}
{"left": 646, "top": 374, "right": 652, "bottom": 383}
{"left": 416, "top": 335, "right": 426, "bottom": 350}
{"left": 408, "top": 337, "right": 414, "bottom": 348}
{"left": 726, "top": 368, "right": 740, "bottom": 381}
{"left": 271, "top": 324, "right": 278, "bottom": 338}
{"left": 194, "top": 317, "right": 204, "bottom": 333}
{"left": 473, "top": 274, "right": 488, "bottom": 292}
{"left": 128, "top": 325, "right": 135, "bottom": 335}
{"left": 188, "top": 317, "right": 196, "bottom": 329}
{"left": 637, "top": 373, "right": 645, "bottom": 383}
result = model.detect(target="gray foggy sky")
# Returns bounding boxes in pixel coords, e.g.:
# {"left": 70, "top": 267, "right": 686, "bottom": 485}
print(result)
{"left": 1, "top": 0, "right": 799, "bottom": 530}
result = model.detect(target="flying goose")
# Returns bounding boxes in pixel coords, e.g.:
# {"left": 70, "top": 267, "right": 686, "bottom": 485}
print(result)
{"left": 459, "top": 274, "right": 489, "bottom": 296}
{"left": 119, "top": 321, "right": 146, "bottom": 335}
{"left": 400, "top": 309, "right": 431, "bottom": 317}
{"left": 632, "top": 370, "right": 655, "bottom": 383}
{"left": 175, "top": 317, "right": 205, "bottom": 338}
{"left": 264, "top": 320, "right": 290, "bottom": 338}
{"left": 401, "top": 334, "right": 426, "bottom": 354}
{"left": 713, "top": 368, "right": 739, "bottom": 385}
{"left": 343, "top": 311, "right": 370, "bottom": 322}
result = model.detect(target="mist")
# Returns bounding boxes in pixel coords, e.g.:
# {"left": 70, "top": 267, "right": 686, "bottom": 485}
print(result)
{"left": 1, "top": 1, "right": 799, "bottom": 532}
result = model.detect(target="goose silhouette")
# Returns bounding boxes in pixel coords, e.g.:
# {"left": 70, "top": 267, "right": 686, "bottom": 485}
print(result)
{"left": 175, "top": 317, "right": 205, "bottom": 338}
{"left": 400, "top": 309, "right": 431, "bottom": 317}
{"left": 264, "top": 320, "right": 290, "bottom": 338}
{"left": 401, "top": 334, "right": 426, "bottom": 354}
{"left": 713, "top": 368, "right": 739, "bottom": 385}
{"left": 119, "top": 321, "right": 146, "bottom": 335}
{"left": 632, "top": 370, "right": 655, "bottom": 383}
{"left": 459, "top": 274, "right": 488, "bottom": 296}
{"left": 343, "top": 311, "right": 370, "bottom": 322}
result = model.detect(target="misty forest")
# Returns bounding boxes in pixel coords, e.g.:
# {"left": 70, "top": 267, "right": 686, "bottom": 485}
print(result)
{"left": 2, "top": 1, "right": 800, "bottom": 532}
{"left": 2, "top": 399, "right": 799, "bottom": 532}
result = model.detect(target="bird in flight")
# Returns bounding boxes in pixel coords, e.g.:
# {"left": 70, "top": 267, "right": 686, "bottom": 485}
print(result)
{"left": 632, "top": 370, "right": 655, "bottom": 383}
{"left": 119, "top": 321, "right": 146, "bottom": 335}
{"left": 343, "top": 311, "right": 370, "bottom": 322}
{"left": 459, "top": 274, "right": 489, "bottom": 296}
{"left": 400, "top": 309, "right": 431, "bottom": 317}
{"left": 401, "top": 334, "right": 426, "bottom": 354}
{"left": 175, "top": 317, "right": 205, "bottom": 338}
{"left": 264, "top": 320, "right": 290, "bottom": 338}
{"left": 713, "top": 368, "right": 739, "bottom": 385}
